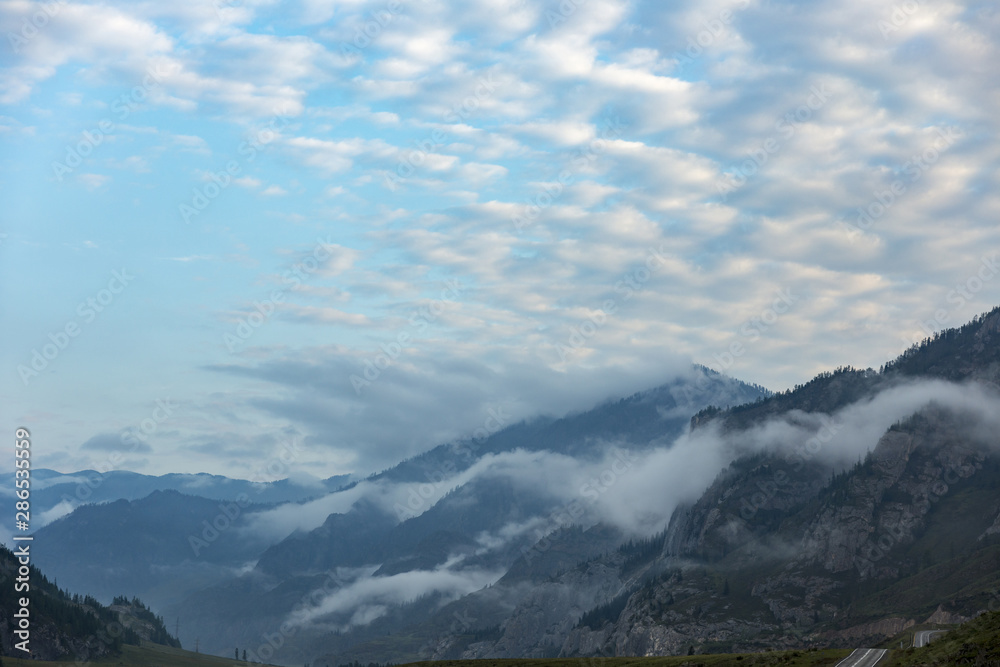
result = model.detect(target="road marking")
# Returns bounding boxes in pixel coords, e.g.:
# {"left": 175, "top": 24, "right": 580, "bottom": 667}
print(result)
{"left": 836, "top": 648, "right": 887, "bottom": 667}
{"left": 915, "top": 629, "right": 945, "bottom": 648}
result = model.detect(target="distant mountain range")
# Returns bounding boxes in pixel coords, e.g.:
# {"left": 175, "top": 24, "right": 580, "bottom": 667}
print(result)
{"left": 0, "top": 468, "right": 352, "bottom": 529}
{"left": 30, "top": 365, "right": 764, "bottom": 662}
{"left": 20, "top": 305, "right": 1000, "bottom": 666}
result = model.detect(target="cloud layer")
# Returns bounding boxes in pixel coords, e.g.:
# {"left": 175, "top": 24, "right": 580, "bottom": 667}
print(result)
{"left": 2, "top": 0, "right": 999, "bottom": 477}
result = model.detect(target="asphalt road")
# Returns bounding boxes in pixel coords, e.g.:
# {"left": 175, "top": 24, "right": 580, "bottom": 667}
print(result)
{"left": 835, "top": 648, "right": 888, "bottom": 667}
{"left": 914, "top": 629, "right": 946, "bottom": 647}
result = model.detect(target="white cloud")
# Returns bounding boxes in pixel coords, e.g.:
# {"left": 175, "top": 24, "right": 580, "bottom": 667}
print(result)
{"left": 6, "top": 0, "right": 1000, "bottom": 488}
{"left": 287, "top": 563, "right": 502, "bottom": 630}
{"left": 78, "top": 173, "right": 110, "bottom": 189}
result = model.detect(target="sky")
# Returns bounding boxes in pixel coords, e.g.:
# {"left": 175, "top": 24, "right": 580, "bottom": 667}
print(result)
{"left": 1, "top": 0, "right": 998, "bottom": 480}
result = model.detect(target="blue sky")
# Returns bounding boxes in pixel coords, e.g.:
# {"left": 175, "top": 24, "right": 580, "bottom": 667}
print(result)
{"left": 1, "top": 0, "right": 998, "bottom": 479}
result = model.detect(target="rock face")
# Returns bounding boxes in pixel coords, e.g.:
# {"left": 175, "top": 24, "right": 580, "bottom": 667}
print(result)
{"left": 609, "top": 404, "right": 994, "bottom": 655}
{"left": 0, "top": 546, "right": 123, "bottom": 661}
{"left": 0, "top": 609, "right": 117, "bottom": 661}
{"left": 828, "top": 617, "right": 915, "bottom": 643}
{"left": 417, "top": 306, "right": 1000, "bottom": 662}
{"left": 188, "top": 308, "right": 1000, "bottom": 663}
{"left": 925, "top": 606, "right": 970, "bottom": 625}
{"left": 450, "top": 556, "right": 630, "bottom": 659}
{"left": 462, "top": 386, "right": 1000, "bottom": 659}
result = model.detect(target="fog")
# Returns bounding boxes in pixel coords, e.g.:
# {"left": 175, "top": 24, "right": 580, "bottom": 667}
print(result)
{"left": 287, "top": 563, "right": 504, "bottom": 631}
{"left": 252, "top": 378, "right": 1000, "bottom": 631}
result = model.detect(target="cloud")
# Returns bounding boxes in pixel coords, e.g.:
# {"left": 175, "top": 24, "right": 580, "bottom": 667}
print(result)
{"left": 239, "top": 435, "right": 689, "bottom": 545}
{"left": 240, "top": 448, "right": 579, "bottom": 543}
{"left": 240, "top": 482, "right": 368, "bottom": 542}
{"left": 36, "top": 499, "right": 75, "bottom": 527}
{"left": 287, "top": 563, "right": 502, "bottom": 630}
{"left": 234, "top": 176, "right": 262, "bottom": 188}
{"left": 162, "top": 254, "right": 215, "bottom": 262}
{"left": 80, "top": 432, "right": 153, "bottom": 454}
{"left": 6, "top": 0, "right": 1000, "bottom": 490}
{"left": 210, "top": 346, "right": 691, "bottom": 474}
{"left": 78, "top": 173, "right": 109, "bottom": 189}
{"left": 277, "top": 304, "right": 371, "bottom": 326}
{"left": 238, "top": 375, "right": 1000, "bottom": 631}
{"left": 171, "top": 134, "right": 211, "bottom": 154}
{"left": 586, "top": 378, "right": 1000, "bottom": 535}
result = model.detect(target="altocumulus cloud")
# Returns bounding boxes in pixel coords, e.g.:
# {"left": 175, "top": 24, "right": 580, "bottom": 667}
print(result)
{"left": 2, "top": 0, "right": 999, "bottom": 482}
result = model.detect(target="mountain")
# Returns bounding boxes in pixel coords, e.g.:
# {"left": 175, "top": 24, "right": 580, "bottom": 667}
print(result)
{"left": 161, "top": 366, "right": 767, "bottom": 659}
{"left": 258, "top": 366, "right": 767, "bottom": 575}
{"left": 892, "top": 609, "right": 1000, "bottom": 666}
{"left": 31, "top": 490, "right": 273, "bottom": 613}
{"left": 0, "top": 468, "right": 353, "bottom": 535}
{"left": 33, "top": 307, "right": 1000, "bottom": 666}
{"left": 0, "top": 544, "right": 178, "bottom": 660}
{"left": 439, "top": 307, "right": 1000, "bottom": 660}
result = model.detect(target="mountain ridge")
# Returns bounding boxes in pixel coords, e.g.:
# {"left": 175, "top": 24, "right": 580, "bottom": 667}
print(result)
{"left": 24, "top": 305, "right": 1000, "bottom": 665}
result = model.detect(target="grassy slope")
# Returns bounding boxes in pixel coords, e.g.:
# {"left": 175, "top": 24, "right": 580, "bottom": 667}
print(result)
{"left": 1, "top": 643, "right": 269, "bottom": 666}
{"left": 0, "top": 644, "right": 852, "bottom": 667}
{"left": 399, "top": 651, "right": 852, "bottom": 667}
{"left": 883, "top": 610, "right": 1000, "bottom": 666}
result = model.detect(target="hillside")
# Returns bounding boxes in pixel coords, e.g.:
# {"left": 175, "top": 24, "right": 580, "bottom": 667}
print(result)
{"left": 2, "top": 642, "right": 275, "bottom": 666}
{"left": 390, "top": 307, "right": 1000, "bottom": 663}
{"left": 537, "top": 308, "right": 1000, "bottom": 659}
{"left": 31, "top": 490, "right": 271, "bottom": 612}
{"left": 26, "top": 307, "right": 1000, "bottom": 666}
{"left": 0, "top": 544, "right": 178, "bottom": 660}
{"left": 887, "top": 610, "right": 1000, "bottom": 665}
{"left": 167, "top": 367, "right": 767, "bottom": 659}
